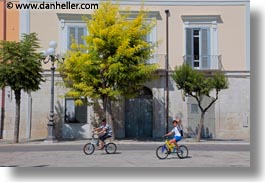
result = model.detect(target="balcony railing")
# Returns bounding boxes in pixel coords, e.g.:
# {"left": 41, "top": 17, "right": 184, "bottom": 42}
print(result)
{"left": 183, "top": 55, "right": 223, "bottom": 71}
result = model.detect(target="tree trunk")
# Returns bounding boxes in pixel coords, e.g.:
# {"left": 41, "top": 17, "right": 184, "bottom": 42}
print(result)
{"left": 196, "top": 112, "right": 205, "bottom": 142}
{"left": 14, "top": 90, "right": 21, "bottom": 143}
{"left": 103, "top": 95, "right": 115, "bottom": 139}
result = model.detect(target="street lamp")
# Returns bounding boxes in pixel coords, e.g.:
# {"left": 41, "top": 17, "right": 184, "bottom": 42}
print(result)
{"left": 42, "top": 41, "right": 62, "bottom": 142}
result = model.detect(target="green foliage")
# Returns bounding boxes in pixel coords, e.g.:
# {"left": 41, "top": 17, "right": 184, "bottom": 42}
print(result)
{"left": 59, "top": 1, "right": 158, "bottom": 104}
{"left": 212, "top": 72, "right": 229, "bottom": 92}
{"left": 0, "top": 33, "right": 44, "bottom": 92}
{"left": 172, "top": 64, "right": 228, "bottom": 112}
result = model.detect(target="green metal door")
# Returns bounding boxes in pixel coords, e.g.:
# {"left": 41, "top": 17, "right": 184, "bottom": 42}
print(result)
{"left": 125, "top": 90, "right": 153, "bottom": 139}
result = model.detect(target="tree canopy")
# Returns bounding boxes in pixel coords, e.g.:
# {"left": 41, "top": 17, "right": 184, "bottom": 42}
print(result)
{"left": 0, "top": 33, "right": 44, "bottom": 92}
{"left": 60, "top": 2, "right": 158, "bottom": 106}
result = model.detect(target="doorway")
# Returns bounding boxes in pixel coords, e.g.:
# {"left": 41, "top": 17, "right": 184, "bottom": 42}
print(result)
{"left": 125, "top": 87, "right": 153, "bottom": 139}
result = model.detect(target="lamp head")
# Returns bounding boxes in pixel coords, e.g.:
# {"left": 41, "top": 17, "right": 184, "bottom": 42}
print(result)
{"left": 47, "top": 47, "right": 55, "bottom": 56}
{"left": 49, "top": 41, "right": 57, "bottom": 49}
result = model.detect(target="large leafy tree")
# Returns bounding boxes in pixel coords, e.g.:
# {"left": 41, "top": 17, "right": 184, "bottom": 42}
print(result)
{"left": 60, "top": 2, "right": 158, "bottom": 137}
{"left": 0, "top": 33, "right": 44, "bottom": 143}
{"left": 172, "top": 64, "right": 228, "bottom": 141}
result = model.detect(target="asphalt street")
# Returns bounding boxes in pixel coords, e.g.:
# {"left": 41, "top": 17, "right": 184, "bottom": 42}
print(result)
{"left": 0, "top": 142, "right": 250, "bottom": 167}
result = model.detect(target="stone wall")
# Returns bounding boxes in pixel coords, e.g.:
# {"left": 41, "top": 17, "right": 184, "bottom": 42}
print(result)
{"left": 215, "top": 76, "right": 250, "bottom": 140}
{"left": 0, "top": 72, "right": 250, "bottom": 141}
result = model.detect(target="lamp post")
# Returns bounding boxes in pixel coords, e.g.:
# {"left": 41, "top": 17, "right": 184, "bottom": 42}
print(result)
{"left": 42, "top": 41, "right": 61, "bottom": 142}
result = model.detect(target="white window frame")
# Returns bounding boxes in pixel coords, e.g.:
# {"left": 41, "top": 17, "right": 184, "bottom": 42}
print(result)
{"left": 60, "top": 20, "right": 87, "bottom": 54}
{"left": 182, "top": 15, "right": 221, "bottom": 70}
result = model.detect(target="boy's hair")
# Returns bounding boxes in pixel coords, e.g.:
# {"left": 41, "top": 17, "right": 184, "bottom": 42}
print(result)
{"left": 172, "top": 120, "right": 177, "bottom": 124}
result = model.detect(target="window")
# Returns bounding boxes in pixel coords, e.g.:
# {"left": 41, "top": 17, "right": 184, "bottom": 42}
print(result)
{"left": 67, "top": 26, "right": 87, "bottom": 50}
{"left": 65, "top": 98, "right": 87, "bottom": 123}
{"left": 119, "top": 11, "right": 160, "bottom": 64}
{"left": 185, "top": 28, "right": 210, "bottom": 69}
{"left": 182, "top": 15, "right": 222, "bottom": 70}
{"left": 57, "top": 13, "right": 90, "bottom": 54}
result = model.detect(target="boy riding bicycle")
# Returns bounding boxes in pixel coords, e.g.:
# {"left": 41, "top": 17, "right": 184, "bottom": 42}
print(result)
{"left": 93, "top": 118, "right": 113, "bottom": 150}
{"left": 164, "top": 119, "right": 182, "bottom": 149}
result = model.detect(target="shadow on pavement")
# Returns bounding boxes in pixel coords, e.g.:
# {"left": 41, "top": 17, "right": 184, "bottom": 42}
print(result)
{"left": 99, "top": 152, "right": 122, "bottom": 155}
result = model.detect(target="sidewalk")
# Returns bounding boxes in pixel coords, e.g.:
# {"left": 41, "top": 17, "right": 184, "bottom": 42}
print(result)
{"left": 0, "top": 137, "right": 250, "bottom": 146}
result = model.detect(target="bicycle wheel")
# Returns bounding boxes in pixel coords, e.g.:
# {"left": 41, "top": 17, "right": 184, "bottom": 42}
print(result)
{"left": 105, "top": 143, "right": 117, "bottom": 154}
{"left": 83, "top": 143, "right": 95, "bottom": 155}
{"left": 156, "top": 145, "right": 169, "bottom": 159}
{"left": 176, "top": 145, "right": 188, "bottom": 159}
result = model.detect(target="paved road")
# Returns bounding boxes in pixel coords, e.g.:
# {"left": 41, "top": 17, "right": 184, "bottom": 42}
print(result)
{"left": 0, "top": 143, "right": 250, "bottom": 167}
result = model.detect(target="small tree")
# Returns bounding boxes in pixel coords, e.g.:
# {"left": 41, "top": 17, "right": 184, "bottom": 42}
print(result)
{"left": 59, "top": 2, "right": 158, "bottom": 138}
{"left": 172, "top": 64, "right": 228, "bottom": 141}
{"left": 0, "top": 33, "right": 44, "bottom": 143}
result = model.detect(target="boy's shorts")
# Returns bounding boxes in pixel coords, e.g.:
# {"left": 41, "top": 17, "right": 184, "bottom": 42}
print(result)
{"left": 99, "top": 133, "right": 112, "bottom": 141}
{"left": 173, "top": 136, "right": 182, "bottom": 142}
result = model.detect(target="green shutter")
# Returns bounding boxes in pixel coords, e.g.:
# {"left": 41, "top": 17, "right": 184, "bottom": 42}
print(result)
{"left": 68, "top": 27, "right": 76, "bottom": 50}
{"left": 201, "top": 28, "right": 210, "bottom": 69}
{"left": 185, "top": 28, "right": 193, "bottom": 67}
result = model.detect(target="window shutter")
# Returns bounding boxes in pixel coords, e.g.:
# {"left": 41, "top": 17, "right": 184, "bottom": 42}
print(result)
{"left": 68, "top": 27, "right": 76, "bottom": 50}
{"left": 201, "top": 28, "right": 210, "bottom": 69}
{"left": 65, "top": 99, "right": 75, "bottom": 123}
{"left": 75, "top": 104, "right": 87, "bottom": 123}
{"left": 146, "top": 26, "right": 157, "bottom": 64}
{"left": 77, "top": 27, "right": 85, "bottom": 45}
{"left": 146, "top": 33, "right": 151, "bottom": 43}
{"left": 185, "top": 28, "right": 193, "bottom": 67}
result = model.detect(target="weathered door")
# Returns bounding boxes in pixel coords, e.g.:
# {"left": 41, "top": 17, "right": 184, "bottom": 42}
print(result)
{"left": 125, "top": 92, "right": 153, "bottom": 139}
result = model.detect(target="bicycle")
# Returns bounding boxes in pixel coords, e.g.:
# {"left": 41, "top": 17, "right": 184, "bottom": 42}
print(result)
{"left": 83, "top": 132, "right": 117, "bottom": 155}
{"left": 156, "top": 137, "right": 188, "bottom": 159}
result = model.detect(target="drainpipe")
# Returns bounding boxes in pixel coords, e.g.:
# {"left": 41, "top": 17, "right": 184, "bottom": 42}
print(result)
{"left": 26, "top": 92, "right": 32, "bottom": 140}
{"left": 0, "top": 0, "right": 7, "bottom": 139}
{"left": 165, "top": 10, "right": 170, "bottom": 133}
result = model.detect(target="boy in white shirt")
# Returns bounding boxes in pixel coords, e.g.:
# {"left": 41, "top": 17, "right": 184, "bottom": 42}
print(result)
{"left": 164, "top": 120, "right": 182, "bottom": 149}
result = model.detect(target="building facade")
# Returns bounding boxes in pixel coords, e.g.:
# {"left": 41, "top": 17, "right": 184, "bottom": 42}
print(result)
{"left": 0, "top": 0, "right": 250, "bottom": 141}
{"left": 0, "top": 0, "right": 20, "bottom": 139}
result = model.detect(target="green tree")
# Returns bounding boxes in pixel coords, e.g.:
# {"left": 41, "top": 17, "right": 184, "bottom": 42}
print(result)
{"left": 172, "top": 64, "right": 228, "bottom": 141}
{"left": 0, "top": 33, "right": 44, "bottom": 143}
{"left": 60, "top": 2, "right": 158, "bottom": 137}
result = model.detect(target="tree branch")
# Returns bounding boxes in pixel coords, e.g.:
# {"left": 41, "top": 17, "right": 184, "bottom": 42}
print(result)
{"left": 190, "top": 94, "right": 204, "bottom": 112}
{"left": 203, "top": 90, "right": 219, "bottom": 113}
